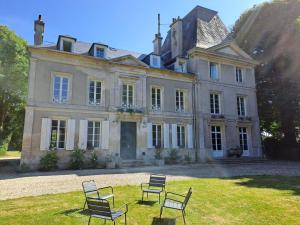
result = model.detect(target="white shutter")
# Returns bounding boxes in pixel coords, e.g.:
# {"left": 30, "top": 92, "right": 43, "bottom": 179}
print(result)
{"left": 66, "top": 119, "right": 76, "bottom": 150}
{"left": 40, "top": 118, "right": 51, "bottom": 150}
{"left": 171, "top": 124, "right": 178, "bottom": 149}
{"left": 147, "top": 123, "right": 153, "bottom": 148}
{"left": 101, "top": 120, "right": 110, "bottom": 149}
{"left": 79, "top": 120, "right": 88, "bottom": 150}
{"left": 188, "top": 124, "right": 193, "bottom": 149}
{"left": 163, "top": 123, "right": 170, "bottom": 148}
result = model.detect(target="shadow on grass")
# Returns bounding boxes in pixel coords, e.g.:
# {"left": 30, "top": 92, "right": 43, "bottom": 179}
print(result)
{"left": 57, "top": 208, "right": 90, "bottom": 217}
{"left": 136, "top": 200, "right": 157, "bottom": 206}
{"left": 225, "top": 176, "right": 300, "bottom": 196}
{"left": 152, "top": 217, "right": 176, "bottom": 225}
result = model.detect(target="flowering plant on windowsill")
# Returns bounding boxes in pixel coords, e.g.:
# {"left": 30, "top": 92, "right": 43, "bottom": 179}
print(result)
{"left": 117, "top": 104, "right": 143, "bottom": 114}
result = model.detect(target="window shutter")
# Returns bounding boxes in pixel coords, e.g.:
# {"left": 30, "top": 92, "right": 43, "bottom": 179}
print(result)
{"left": 40, "top": 118, "right": 51, "bottom": 150}
{"left": 171, "top": 124, "right": 178, "bottom": 149}
{"left": 163, "top": 123, "right": 170, "bottom": 148}
{"left": 188, "top": 124, "right": 193, "bottom": 149}
{"left": 79, "top": 120, "right": 88, "bottom": 150}
{"left": 147, "top": 123, "right": 153, "bottom": 148}
{"left": 101, "top": 120, "right": 109, "bottom": 149}
{"left": 66, "top": 119, "right": 76, "bottom": 150}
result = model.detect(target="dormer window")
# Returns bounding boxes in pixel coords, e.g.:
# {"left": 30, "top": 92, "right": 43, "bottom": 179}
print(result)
{"left": 62, "top": 40, "right": 72, "bottom": 52}
{"left": 175, "top": 58, "right": 187, "bottom": 73}
{"left": 57, "top": 35, "right": 76, "bottom": 52}
{"left": 150, "top": 55, "right": 161, "bottom": 68}
{"left": 96, "top": 47, "right": 105, "bottom": 58}
{"left": 89, "top": 43, "right": 108, "bottom": 59}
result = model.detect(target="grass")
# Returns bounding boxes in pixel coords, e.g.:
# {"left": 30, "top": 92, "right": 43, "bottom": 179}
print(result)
{"left": 1, "top": 176, "right": 300, "bottom": 225}
{"left": 0, "top": 150, "right": 21, "bottom": 158}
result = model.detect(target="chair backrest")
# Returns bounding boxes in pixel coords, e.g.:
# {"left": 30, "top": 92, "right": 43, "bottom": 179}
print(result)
{"left": 182, "top": 187, "right": 192, "bottom": 210}
{"left": 82, "top": 180, "right": 98, "bottom": 197}
{"left": 86, "top": 197, "right": 112, "bottom": 219}
{"left": 149, "top": 174, "right": 166, "bottom": 189}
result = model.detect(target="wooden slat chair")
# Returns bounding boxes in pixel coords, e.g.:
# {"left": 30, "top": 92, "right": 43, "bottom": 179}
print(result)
{"left": 86, "top": 197, "right": 128, "bottom": 225}
{"left": 82, "top": 180, "right": 115, "bottom": 209}
{"left": 141, "top": 174, "right": 166, "bottom": 203}
{"left": 160, "top": 187, "right": 192, "bottom": 225}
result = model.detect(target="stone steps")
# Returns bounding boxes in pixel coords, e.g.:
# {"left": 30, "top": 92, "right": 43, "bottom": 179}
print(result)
{"left": 121, "top": 160, "right": 153, "bottom": 168}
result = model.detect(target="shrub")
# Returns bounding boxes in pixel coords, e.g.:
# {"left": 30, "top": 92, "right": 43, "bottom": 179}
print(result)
{"left": 0, "top": 143, "right": 8, "bottom": 156}
{"left": 165, "top": 149, "right": 180, "bottom": 164}
{"left": 18, "top": 163, "right": 31, "bottom": 173}
{"left": 154, "top": 148, "right": 163, "bottom": 160}
{"left": 40, "top": 150, "right": 58, "bottom": 171}
{"left": 90, "top": 150, "right": 98, "bottom": 168}
{"left": 184, "top": 152, "right": 192, "bottom": 163}
{"left": 70, "top": 148, "right": 85, "bottom": 170}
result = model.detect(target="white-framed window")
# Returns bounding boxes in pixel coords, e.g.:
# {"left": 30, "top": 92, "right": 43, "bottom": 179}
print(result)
{"left": 53, "top": 75, "right": 69, "bottom": 103}
{"left": 210, "top": 62, "right": 219, "bottom": 80}
{"left": 237, "top": 96, "right": 246, "bottom": 116}
{"left": 210, "top": 93, "right": 220, "bottom": 114}
{"left": 122, "top": 83, "right": 134, "bottom": 107}
{"left": 152, "top": 124, "right": 162, "bottom": 148}
{"left": 239, "top": 127, "right": 248, "bottom": 151}
{"left": 211, "top": 126, "right": 222, "bottom": 150}
{"left": 96, "top": 47, "right": 105, "bottom": 58}
{"left": 62, "top": 40, "right": 72, "bottom": 52}
{"left": 89, "top": 80, "right": 101, "bottom": 105}
{"left": 151, "top": 87, "right": 161, "bottom": 111}
{"left": 150, "top": 55, "right": 161, "bottom": 68}
{"left": 175, "top": 60, "right": 187, "bottom": 73}
{"left": 236, "top": 67, "right": 243, "bottom": 83}
{"left": 176, "top": 90, "right": 185, "bottom": 112}
{"left": 50, "top": 119, "right": 66, "bottom": 149}
{"left": 87, "top": 121, "right": 101, "bottom": 149}
{"left": 177, "top": 125, "right": 186, "bottom": 148}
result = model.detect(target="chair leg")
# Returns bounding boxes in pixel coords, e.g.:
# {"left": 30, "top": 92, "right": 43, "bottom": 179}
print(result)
{"left": 125, "top": 213, "right": 127, "bottom": 225}
{"left": 113, "top": 221, "right": 116, "bottom": 225}
{"left": 83, "top": 199, "right": 87, "bottom": 210}
{"left": 147, "top": 192, "right": 148, "bottom": 199}
{"left": 142, "top": 191, "right": 144, "bottom": 202}
{"left": 159, "top": 193, "right": 160, "bottom": 203}
{"left": 88, "top": 215, "right": 91, "bottom": 225}
{"left": 112, "top": 196, "right": 115, "bottom": 207}
{"left": 160, "top": 207, "right": 164, "bottom": 218}
{"left": 182, "top": 210, "right": 186, "bottom": 225}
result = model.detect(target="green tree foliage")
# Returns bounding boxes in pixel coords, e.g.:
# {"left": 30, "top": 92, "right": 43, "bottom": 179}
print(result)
{"left": 0, "top": 26, "right": 29, "bottom": 150}
{"left": 233, "top": 0, "right": 300, "bottom": 159}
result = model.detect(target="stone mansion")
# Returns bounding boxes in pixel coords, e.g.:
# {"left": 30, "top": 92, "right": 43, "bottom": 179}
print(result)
{"left": 21, "top": 6, "right": 262, "bottom": 168}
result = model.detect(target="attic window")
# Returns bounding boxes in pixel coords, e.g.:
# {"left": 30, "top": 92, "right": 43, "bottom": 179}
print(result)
{"left": 150, "top": 55, "right": 161, "bottom": 68}
{"left": 62, "top": 40, "right": 72, "bottom": 52}
{"left": 96, "top": 47, "right": 105, "bottom": 58}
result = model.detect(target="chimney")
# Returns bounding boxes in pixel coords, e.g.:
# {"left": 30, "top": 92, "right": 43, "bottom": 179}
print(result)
{"left": 153, "top": 14, "right": 163, "bottom": 55}
{"left": 34, "top": 14, "right": 45, "bottom": 46}
{"left": 170, "top": 17, "right": 183, "bottom": 58}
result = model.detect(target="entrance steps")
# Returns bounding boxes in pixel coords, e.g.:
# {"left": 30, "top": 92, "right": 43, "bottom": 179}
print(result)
{"left": 207, "top": 157, "right": 267, "bottom": 165}
{"left": 121, "top": 160, "right": 153, "bottom": 168}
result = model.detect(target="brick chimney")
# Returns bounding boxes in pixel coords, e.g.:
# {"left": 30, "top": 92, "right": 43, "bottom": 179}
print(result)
{"left": 153, "top": 14, "right": 163, "bottom": 55}
{"left": 34, "top": 15, "right": 45, "bottom": 46}
{"left": 170, "top": 16, "right": 183, "bottom": 58}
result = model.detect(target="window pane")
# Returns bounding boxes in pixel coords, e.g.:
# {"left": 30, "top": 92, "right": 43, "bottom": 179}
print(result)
{"left": 63, "top": 40, "right": 72, "bottom": 52}
{"left": 210, "top": 63, "right": 218, "bottom": 80}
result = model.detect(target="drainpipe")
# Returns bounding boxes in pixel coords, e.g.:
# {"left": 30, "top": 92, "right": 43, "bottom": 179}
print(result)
{"left": 192, "top": 77, "right": 199, "bottom": 161}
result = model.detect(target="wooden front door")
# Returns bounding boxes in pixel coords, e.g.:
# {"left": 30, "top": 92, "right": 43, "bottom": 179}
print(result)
{"left": 120, "top": 122, "right": 137, "bottom": 159}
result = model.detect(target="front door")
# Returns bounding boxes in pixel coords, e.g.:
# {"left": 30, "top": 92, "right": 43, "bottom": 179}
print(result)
{"left": 120, "top": 122, "right": 137, "bottom": 159}
{"left": 211, "top": 125, "right": 224, "bottom": 158}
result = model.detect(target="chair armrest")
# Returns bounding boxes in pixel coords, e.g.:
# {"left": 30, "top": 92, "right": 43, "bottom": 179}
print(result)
{"left": 166, "top": 191, "right": 186, "bottom": 198}
{"left": 98, "top": 186, "right": 114, "bottom": 194}
{"left": 141, "top": 183, "right": 149, "bottom": 190}
{"left": 114, "top": 203, "right": 129, "bottom": 213}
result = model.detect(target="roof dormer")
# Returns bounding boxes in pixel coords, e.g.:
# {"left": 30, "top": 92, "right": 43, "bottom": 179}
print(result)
{"left": 57, "top": 35, "right": 76, "bottom": 52}
{"left": 89, "top": 43, "right": 108, "bottom": 59}
{"left": 174, "top": 57, "right": 187, "bottom": 73}
{"left": 150, "top": 54, "right": 161, "bottom": 68}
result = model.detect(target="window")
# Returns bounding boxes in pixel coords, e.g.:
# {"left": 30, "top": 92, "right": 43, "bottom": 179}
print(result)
{"left": 151, "top": 87, "right": 161, "bottom": 111}
{"left": 150, "top": 55, "right": 161, "bottom": 68}
{"left": 210, "top": 62, "right": 219, "bottom": 80}
{"left": 237, "top": 96, "right": 246, "bottom": 116}
{"left": 175, "top": 61, "right": 187, "bottom": 73}
{"left": 96, "top": 47, "right": 105, "bottom": 58}
{"left": 211, "top": 126, "right": 222, "bottom": 150}
{"left": 122, "top": 84, "right": 134, "bottom": 107}
{"left": 177, "top": 125, "right": 185, "bottom": 148}
{"left": 176, "top": 90, "right": 184, "bottom": 112}
{"left": 50, "top": 120, "right": 66, "bottom": 149}
{"left": 62, "top": 40, "right": 72, "bottom": 52}
{"left": 236, "top": 67, "right": 243, "bottom": 83}
{"left": 239, "top": 127, "right": 248, "bottom": 151}
{"left": 89, "top": 81, "right": 101, "bottom": 105}
{"left": 53, "top": 76, "right": 69, "bottom": 103}
{"left": 152, "top": 124, "right": 162, "bottom": 148}
{"left": 210, "top": 93, "right": 220, "bottom": 114}
{"left": 87, "top": 121, "right": 101, "bottom": 149}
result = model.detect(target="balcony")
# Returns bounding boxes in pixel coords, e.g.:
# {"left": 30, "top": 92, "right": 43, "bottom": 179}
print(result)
{"left": 117, "top": 104, "right": 143, "bottom": 114}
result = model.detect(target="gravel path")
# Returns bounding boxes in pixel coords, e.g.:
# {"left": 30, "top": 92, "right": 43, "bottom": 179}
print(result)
{"left": 1, "top": 161, "right": 300, "bottom": 200}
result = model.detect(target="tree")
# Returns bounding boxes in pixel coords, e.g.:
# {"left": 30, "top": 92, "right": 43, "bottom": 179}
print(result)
{"left": 0, "top": 26, "right": 29, "bottom": 150}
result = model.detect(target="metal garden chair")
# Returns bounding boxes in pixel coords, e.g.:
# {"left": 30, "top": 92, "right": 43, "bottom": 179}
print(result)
{"left": 82, "top": 180, "right": 115, "bottom": 209}
{"left": 160, "top": 187, "right": 192, "bottom": 225}
{"left": 86, "top": 197, "right": 128, "bottom": 225}
{"left": 141, "top": 174, "right": 166, "bottom": 203}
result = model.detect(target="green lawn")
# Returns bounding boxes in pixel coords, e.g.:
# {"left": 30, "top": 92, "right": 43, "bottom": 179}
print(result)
{"left": 0, "top": 150, "right": 21, "bottom": 158}
{"left": 1, "top": 176, "right": 300, "bottom": 225}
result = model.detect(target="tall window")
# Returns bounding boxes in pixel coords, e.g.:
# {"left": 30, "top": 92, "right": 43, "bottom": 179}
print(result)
{"left": 210, "top": 62, "right": 219, "bottom": 80}
{"left": 239, "top": 127, "right": 248, "bottom": 151}
{"left": 152, "top": 124, "right": 162, "bottom": 148}
{"left": 62, "top": 40, "right": 72, "bottom": 52}
{"left": 237, "top": 96, "right": 246, "bottom": 116}
{"left": 50, "top": 120, "right": 66, "bottom": 149}
{"left": 176, "top": 90, "right": 184, "bottom": 112}
{"left": 89, "top": 81, "right": 101, "bottom": 105}
{"left": 236, "top": 67, "right": 243, "bottom": 83}
{"left": 151, "top": 87, "right": 161, "bottom": 111}
{"left": 53, "top": 76, "right": 69, "bottom": 103}
{"left": 96, "top": 47, "right": 105, "bottom": 58}
{"left": 87, "top": 121, "right": 101, "bottom": 149}
{"left": 177, "top": 125, "right": 185, "bottom": 148}
{"left": 210, "top": 93, "right": 220, "bottom": 114}
{"left": 122, "top": 84, "right": 134, "bottom": 107}
{"left": 211, "top": 126, "right": 222, "bottom": 151}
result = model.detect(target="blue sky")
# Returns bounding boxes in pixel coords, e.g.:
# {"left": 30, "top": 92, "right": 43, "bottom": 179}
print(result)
{"left": 0, "top": 0, "right": 266, "bottom": 53}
